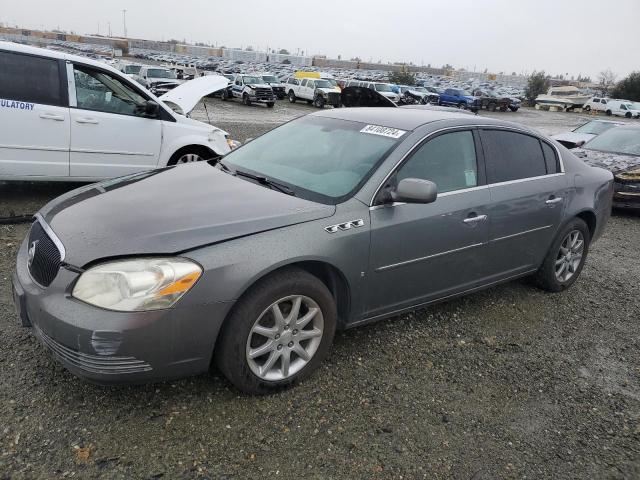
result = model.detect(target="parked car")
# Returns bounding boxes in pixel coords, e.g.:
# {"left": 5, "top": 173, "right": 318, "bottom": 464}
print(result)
{"left": 583, "top": 96, "right": 610, "bottom": 113}
{"left": 573, "top": 125, "right": 640, "bottom": 209}
{"left": 260, "top": 73, "right": 286, "bottom": 99}
{"left": 362, "top": 82, "right": 400, "bottom": 103}
{"left": 472, "top": 90, "right": 510, "bottom": 111}
{"left": 117, "top": 61, "right": 143, "bottom": 78}
{"left": 222, "top": 74, "right": 275, "bottom": 107}
{"left": 0, "top": 42, "right": 237, "bottom": 181}
{"left": 398, "top": 86, "right": 439, "bottom": 105}
{"left": 602, "top": 100, "right": 640, "bottom": 118}
{"left": 285, "top": 77, "right": 341, "bottom": 108}
{"left": 134, "top": 66, "right": 183, "bottom": 96}
{"left": 13, "top": 108, "right": 613, "bottom": 394}
{"left": 439, "top": 88, "right": 480, "bottom": 112}
{"left": 552, "top": 120, "right": 624, "bottom": 149}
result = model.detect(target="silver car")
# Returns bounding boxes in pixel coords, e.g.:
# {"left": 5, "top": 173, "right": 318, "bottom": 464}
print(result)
{"left": 12, "top": 108, "right": 614, "bottom": 394}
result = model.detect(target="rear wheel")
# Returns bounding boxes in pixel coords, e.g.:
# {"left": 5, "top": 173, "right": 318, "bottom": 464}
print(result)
{"left": 221, "top": 89, "right": 229, "bottom": 101}
{"left": 584, "top": 105, "right": 591, "bottom": 111}
{"left": 625, "top": 112, "right": 632, "bottom": 118}
{"left": 215, "top": 268, "right": 337, "bottom": 395}
{"left": 533, "top": 218, "right": 590, "bottom": 292}
{"left": 606, "top": 109, "right": 612, "bottom": 116}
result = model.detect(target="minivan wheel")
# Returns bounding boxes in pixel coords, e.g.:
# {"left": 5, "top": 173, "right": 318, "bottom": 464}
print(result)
{"left": 215, "top": 267, "right": 337, "bottom": 395}
{"left": 625, "top": 112, "right": 632, "bottom": 118}
{"left": 169, "top": 146, "right": 211, "bottom": 165}
{"left": 533, "top": 218, "right": 590, "bottom": 292}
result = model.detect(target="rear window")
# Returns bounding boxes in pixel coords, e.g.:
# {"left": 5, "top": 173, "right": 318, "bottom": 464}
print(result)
{"left": 481, "top": 130, "right": 547, "bottom": 183}
{"left": 0, "top": 51, "right": 64, "bottom": 106}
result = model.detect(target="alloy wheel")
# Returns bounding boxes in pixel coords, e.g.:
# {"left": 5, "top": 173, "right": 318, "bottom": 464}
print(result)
{"left": 176, "top": 153, "right": 203, "bottom": 164}
{"left": 555, "top": 229, "right": 584, "bottom": 282}
{"left": 246, "top": 295, "right": 324, "bottom": 381}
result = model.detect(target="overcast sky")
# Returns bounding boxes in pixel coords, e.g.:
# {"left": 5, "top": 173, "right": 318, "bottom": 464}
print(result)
{"left": 1, "top": 0, "right": 637, "bottom": 79}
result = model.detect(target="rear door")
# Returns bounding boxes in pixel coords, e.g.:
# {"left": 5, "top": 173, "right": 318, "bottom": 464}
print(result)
{"left": 480, "top": 128, "right": 568, "bottom": 279}
{"left": 0, "top": 50, "right": 69, "bottom": 178}
{"left": 68, "top": 63, "right": 162, "bottom": 179}
{"left": 366, "top": 129, "right": 491, "bottom": 317}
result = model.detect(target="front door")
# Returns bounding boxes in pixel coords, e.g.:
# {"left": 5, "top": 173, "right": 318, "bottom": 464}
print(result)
{"left": 0, "top": 50, "right": 69, "bottom": 178}
{"left": 365, "top": 129, "right": 490, "bottom": 318}
{"left": 69, "top": 63, "right": 161, "bottom": 179}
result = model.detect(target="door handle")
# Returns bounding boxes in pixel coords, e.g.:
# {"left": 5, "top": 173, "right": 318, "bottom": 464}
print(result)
{"left": 545, "top": 197, "right": 563, "bottom": 205}
{"left": 39, "top": 113, "right": 65, "bottom": 121}
{"left": 463, "top": 214, "right": 488, "bottom": 224}
{"left": 76, "top": 117, "right": 99, "bottom": 124}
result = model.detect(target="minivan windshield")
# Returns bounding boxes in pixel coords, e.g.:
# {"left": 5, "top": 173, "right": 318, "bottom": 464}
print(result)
{"left": 584, "top": 128, "right": 640, "bottom": 156}
{"left": 221, "top": 116, "right": 405, "bottom": 203}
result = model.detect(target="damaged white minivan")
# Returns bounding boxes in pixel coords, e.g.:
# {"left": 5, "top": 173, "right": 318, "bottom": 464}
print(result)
{"left": 0, "top": 42, "right": 237, "bottom": 181}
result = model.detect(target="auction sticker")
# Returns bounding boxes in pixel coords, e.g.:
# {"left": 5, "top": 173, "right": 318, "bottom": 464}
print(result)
{"left": 360, "top": 124, "right": 406, "bottom": 139}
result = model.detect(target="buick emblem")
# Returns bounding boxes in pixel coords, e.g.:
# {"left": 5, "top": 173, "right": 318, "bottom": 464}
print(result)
{"left": 27, "top": 240, "right": 38, "bottom": 268}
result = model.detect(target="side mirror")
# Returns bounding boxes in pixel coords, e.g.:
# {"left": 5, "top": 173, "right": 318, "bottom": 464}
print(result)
{"left": 391, "top": 178, "right": 438, "bottom": 204}
{"left": 144, "top": 100, "right": 159, "bottom": 117}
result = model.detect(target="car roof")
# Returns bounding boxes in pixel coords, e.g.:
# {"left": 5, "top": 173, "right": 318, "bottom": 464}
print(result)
{"left": 311, "top": 107, "right": 511, "bottom": 131}
{"left": 1, "top": 41, "right": 123, "bottom": 77}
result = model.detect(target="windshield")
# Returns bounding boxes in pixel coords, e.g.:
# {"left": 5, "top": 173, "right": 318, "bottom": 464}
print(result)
{"left": 374, "top": 84, "right": 393, "bottom": 92}
{"left": 324, "top": 78, "right": 337, "bottom": 86}
{"left": 262, "top": 75, "right": 278, "bottom": 83}
{"left": 314, "top": 80, "right": 332, "bottom": 88}
{"left": 574, "top": 121, "right": 619, "bottom": 136}
{"left": 147, "top": 69, "right": 176, "bottom": 79}
{"left": 124, "top": 65, "right": 141, "bottom": 74}
{"left": 222, "top": 116, "right": 404, "bottom": 203}
{"left": 413, "top": 87, "right": 427, "bottom": 93}
{"left": 584, "top": 128, "right": 640, "bottom": 156}
{"left": 242, "top": 76, "right": 263, "bottom": 84}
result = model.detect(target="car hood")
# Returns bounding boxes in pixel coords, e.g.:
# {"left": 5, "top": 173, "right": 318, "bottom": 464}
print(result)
{"left": 39, "top": 163, "right": 335, "bottom": 267}
{"left": 573, "top": 148, "right": 640, "bottom": 175}
{"left": 160, "top": 75, "right": 230, "bottom": 115}
{"left": 147, "top": 78, "right": 183, "bottom": 85}
{"left": 247, "top": 83, "right": 272, "bottom": 89}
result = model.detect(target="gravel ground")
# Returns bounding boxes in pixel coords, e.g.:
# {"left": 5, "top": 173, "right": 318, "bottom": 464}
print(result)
{"left": 1, "top": 105, "right": 639, "bottom": 479}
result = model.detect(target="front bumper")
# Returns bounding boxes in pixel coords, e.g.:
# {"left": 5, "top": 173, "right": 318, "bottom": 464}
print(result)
{"left": 12, "top": 237, "right": 232, "bottom": 384}
{"left": 613, "top": 180, "right": 640, "bottom": 209}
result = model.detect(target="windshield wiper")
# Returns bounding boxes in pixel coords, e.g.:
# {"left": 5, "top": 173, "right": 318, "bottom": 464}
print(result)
{"left": 214, "top": 159, "right": 234, "bottom": 174}
{"left": 234, "top": 169, "right": 296, "bottom": 196}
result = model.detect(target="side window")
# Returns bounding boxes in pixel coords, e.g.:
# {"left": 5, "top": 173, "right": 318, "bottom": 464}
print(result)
{"left": 593, "top": 99, "right": 600, "bottom": 103}
{"left": 481, "top": 130, "right": 547, "bottom": 183}
{"left": 73, "top": 65, "right": 148, "bottom": 117}
{"left": 621, "top": 104, "right": 627, "bottom": 111}
{"left": 0, "top": 51, "right": 64, "bottom": 106}
{"left": 397, "top": 130, "right": 478, "bottom": 193}
{"left": 601, "top": 99, "right": 607, "bottom": 104}
{"left": 541, "top": 141, "right": 559, "bottom": 174}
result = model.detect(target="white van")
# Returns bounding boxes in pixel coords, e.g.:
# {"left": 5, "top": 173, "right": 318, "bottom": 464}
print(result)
{"left": 603, "top": 100, "right": 640, "bottom": 119}
{"left": 0, "top": 42, "right": 235, "bottom": 181}
{"left": 583, "top": 97, "right": 610, "bottom": 112}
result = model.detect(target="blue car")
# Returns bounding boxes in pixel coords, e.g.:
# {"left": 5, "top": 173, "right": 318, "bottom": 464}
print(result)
{"left": 439, "top": 88, "right": 480, "bottom": 112}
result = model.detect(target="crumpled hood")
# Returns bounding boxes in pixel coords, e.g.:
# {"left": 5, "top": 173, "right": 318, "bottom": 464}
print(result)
{"left": 247, "top": 83, "right": 272, "bottom": 89}
{"left": 40, "top": 163, "right": 335, "bottom": 267}
{"left": 573, "top": 148, "right": 640, "bottom": 175}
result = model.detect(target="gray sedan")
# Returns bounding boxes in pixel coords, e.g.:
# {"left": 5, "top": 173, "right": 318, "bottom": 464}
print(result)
{"left": 13, "top": 108, "right": 614, "bottom": 394}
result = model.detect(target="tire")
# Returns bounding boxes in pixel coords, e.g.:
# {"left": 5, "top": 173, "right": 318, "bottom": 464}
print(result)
{"left": 533, "top": 217, "right": 590, "bottom": 293}
{"left": 243, "top": 94, "right": 251, "bottom": 106}
{"left": 625, "top": 112, "right": 632, "bottom": 118}
{"left": 314, "top": 96, "right": 326, "bottom": 109}
{"left": 267, "top": 102, "right": 275, "bottom": 108}
{"left": 458, "top": 102, "right": 466, "bottom": 110}
{"left": 221, "top": 89, "right": 229, "bottom": 101}
{"left": 288, "top": 90, "right": 296, "bottom": 103}
{"left": 215, "top": 267, "right": 337, "bottom": 395}
{"left": 606, "top": 109, "right": 612, "bottom": 116}
{"left": 306, "top": 99, "right": 313, "bottom": 105}
{"left": 584, "top": 105, "right": 591, "bottom": 111}
{"left": 168, "top": 146, "right": 211, "bottom": 166}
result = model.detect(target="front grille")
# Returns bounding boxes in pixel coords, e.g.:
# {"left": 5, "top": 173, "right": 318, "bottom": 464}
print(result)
{"left": 33, "top": 325, "right": 153, "bottom": 375}
{"left": 327, "top": 92, "right": 341, "bottom": 104}
{"left": 28, "top": 221, "right": 61, "bottom": 287}
{"left": 255, "top": 88, "right": 273, "bottom": 100}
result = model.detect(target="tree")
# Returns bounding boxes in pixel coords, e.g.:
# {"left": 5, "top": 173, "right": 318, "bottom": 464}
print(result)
{"left": 598, "top": 69, "right": 617, "bottom": 95}
{"left": 611, "top": 72, "right": 640, "bottom": 102}
{"left": 278, "top": 48, "right": 290, "bottom": 55}
{"left": 525, "top": 70, "right": 550, "bottom": 105}
{"left": 389, "top": 67, "right": 416, "bottom": 86}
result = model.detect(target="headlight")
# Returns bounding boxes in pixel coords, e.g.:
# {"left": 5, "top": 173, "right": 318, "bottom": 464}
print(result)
{"left": 72, "top": 258, "right": 202, "bottom": 311}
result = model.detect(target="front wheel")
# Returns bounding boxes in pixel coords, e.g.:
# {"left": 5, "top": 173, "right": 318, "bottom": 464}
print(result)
{"left": 267, "top": 102, "right": 275, "bottom": 108}
{"left": 625, "top": 112, "right": 632, "bottom": 118}
{"left": 458, "top": 102, "right": 466, "bottom": 110}
{"left": 314, "top": 96, "right": 326, "bottom": 109}
{"left": 215, "top": 268, "right": 337, "bottom": 395}
{"left": 243, "top": 94, "right": 252, "bottom": 106}
{"left": 288, "top": 91, "right": 296, "bottom": 103}
{"left": 533, "top": 218, "right": 590, "bottom": 292}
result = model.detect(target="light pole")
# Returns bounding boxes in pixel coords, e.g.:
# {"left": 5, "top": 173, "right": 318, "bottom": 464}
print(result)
{"left": 122, "top": 9, "right": 127, "bottom": 38}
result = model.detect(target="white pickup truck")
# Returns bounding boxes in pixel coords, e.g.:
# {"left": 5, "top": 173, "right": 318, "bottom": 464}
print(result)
{"left": 284, "top": 77, "right": 341, "bottom": 108}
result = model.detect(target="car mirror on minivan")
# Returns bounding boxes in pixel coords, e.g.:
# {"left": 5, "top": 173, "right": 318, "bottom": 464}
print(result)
{"left": 392, "top": 178, "right": 438, "bottom": 204}
{"left": 143, "top": 100, "right": 159, "bottom": 117}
